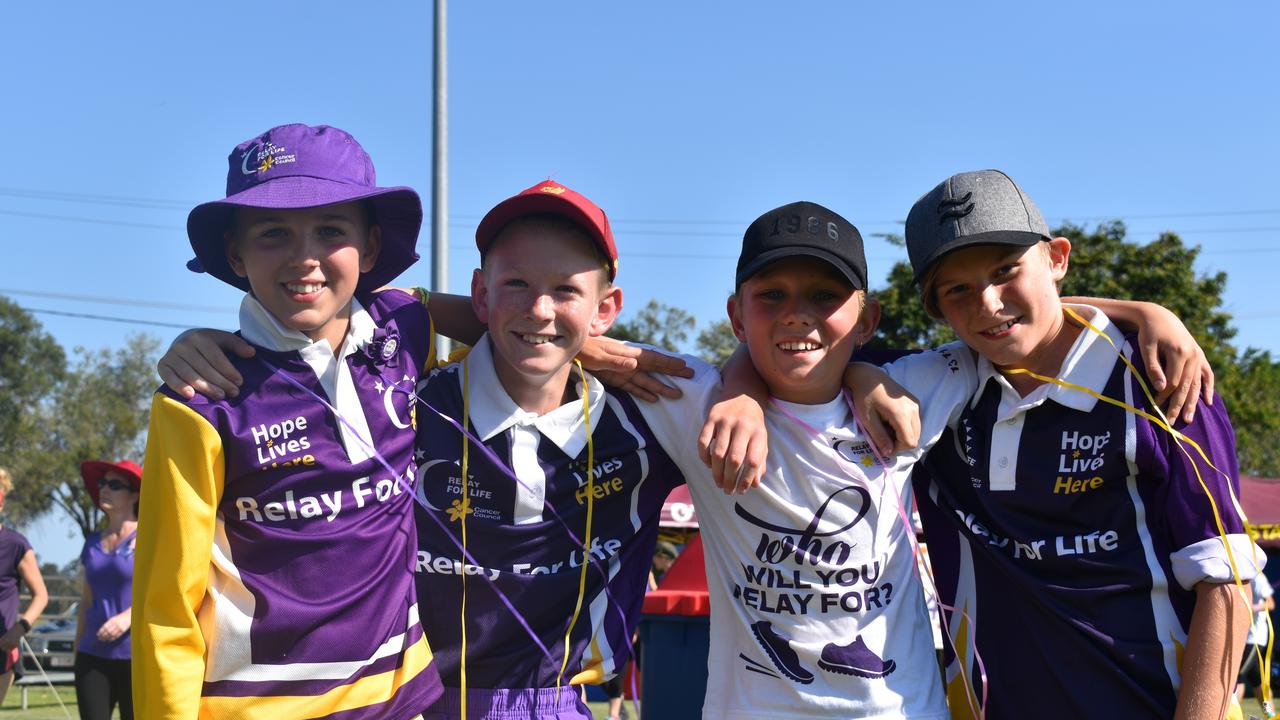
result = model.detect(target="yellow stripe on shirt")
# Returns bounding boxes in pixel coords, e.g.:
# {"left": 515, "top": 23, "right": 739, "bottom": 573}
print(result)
{"left": 134, "top": 394, "right": 226, "bottom": 719}
{"left": 198, "top": 631, "right": 435, "bottom": 718}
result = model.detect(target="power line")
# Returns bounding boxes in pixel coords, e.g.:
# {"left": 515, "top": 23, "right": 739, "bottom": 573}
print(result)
{"left": 24, "top": 307, "right": 196, "bottom": 330}
{"left": 0, "top": 186, "right": 190, "bottom": 210}
{"left": 0, "top": 288, "right": 230, "bottom": 315}
{"left": 0, "top": 209, "right": 178, "bottom": 231}
{"left": 3, "top": 182, "right": 1280, "bottom": 230}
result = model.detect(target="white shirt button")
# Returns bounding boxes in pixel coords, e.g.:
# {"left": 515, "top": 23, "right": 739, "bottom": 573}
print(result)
{"left": 998, "top": 457, "right": 1009, "bottom": 468}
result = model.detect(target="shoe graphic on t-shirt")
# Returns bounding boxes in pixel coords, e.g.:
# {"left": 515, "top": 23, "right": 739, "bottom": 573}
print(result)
{"left": 818, "top": 635, "right": 896, "bottom": 678}
{"left": 750, "top": 620, "right": 814, "bottom": 684}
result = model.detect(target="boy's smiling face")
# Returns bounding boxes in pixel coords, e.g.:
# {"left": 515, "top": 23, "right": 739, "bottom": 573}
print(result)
{"left": 729, "top": 256, "right": 877, "bottom": 405}
{"left": 929, "top": 239, "right": 1073, "bottom": 374}
{"left": 472, "top": 219, "right": 621, "bottom": 412}
{"left": 227, "top": 201, "right": 380, "bottom": 350}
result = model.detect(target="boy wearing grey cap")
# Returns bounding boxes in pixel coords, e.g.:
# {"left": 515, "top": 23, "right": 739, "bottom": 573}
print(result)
{"left": 902, "top": 170, "right": 1260, "bottom": 720}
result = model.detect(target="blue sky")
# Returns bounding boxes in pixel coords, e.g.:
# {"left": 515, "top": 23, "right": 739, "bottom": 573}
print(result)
{"left": 3, "top": 1, "right": 1277, "bottom": 564}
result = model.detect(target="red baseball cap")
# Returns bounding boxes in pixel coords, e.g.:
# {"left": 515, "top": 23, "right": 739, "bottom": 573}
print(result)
{"left": 80, "top": 460, "right": 142, "bottom": 506}
{"left": 475, "top": 180, "right": 618, "bottom": 281}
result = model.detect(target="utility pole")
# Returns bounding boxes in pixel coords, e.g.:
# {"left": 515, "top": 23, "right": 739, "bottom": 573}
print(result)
{"left": 431, "top": 0, "right": 449, "bottom": 359}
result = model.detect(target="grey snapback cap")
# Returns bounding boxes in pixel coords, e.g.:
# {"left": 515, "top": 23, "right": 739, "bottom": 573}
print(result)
{"left": 905, "top": 169, "right": 1052, "bottom": 282}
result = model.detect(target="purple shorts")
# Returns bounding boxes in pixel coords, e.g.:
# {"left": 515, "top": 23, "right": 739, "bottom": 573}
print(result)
{"left": 422, "top": 686, "right": 590, "bottom": 720}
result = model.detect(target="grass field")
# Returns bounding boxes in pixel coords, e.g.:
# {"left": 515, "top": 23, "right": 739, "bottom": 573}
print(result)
{"left": 0, "top": 686, "right": 607, "bottom": 720}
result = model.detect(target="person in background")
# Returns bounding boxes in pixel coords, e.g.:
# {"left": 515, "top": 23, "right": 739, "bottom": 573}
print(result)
{"left": 648, "top": 541, "right": 679, "bottom": 591}
{"left": 75, "top": 460, "right": 140, "bottom": 720}
{"left": 0, "top": 467, "right": 49, "bottom": 704}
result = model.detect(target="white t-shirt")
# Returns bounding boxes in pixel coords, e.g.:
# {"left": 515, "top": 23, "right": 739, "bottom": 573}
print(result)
{"left": 675, "top": 344, "right": 976, "bottom": 719}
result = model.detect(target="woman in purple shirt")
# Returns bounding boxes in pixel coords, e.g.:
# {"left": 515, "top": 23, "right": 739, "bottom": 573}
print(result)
{"left": 75, "top": 460, "right": 139, "bottom": 720}
{"left": 0, "top": 467, "right": 48, "bottom": 704}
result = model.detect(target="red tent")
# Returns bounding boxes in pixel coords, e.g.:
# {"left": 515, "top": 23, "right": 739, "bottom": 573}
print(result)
{"left": 1241, "top": 475, "right": 1280, "bottom": 549}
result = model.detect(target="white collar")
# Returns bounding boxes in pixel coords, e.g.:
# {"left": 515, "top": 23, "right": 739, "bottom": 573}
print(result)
{"left": 972, "top": 304, "right": 1124, "bottom": 414}
{"left": 460, "top": 333, "right": 607, "bottom": 458}
{"left": 238, "top": 293, "right": 377, "bottom": 359}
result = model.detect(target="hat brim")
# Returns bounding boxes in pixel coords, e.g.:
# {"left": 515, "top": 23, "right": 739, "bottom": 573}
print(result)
{"left": 735, "top": 246, "right": 867, "bottom": 290}
{"left": 475, "top": 193, "right": 615, "bottom": 279}
{"left": 187, "top": 176, "right": 423, "bottom": 292}
{"left": 80, "top": 460, "right": 142, "bottom": 507}
{"left": 910, "top": 230, "right": 1047, "bottom": 284}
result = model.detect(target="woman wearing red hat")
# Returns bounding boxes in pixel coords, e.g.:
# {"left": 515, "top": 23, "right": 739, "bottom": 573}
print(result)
{"left": 75, "top": 460, "right": 140, "bottom": 720}
{"left": 0, "top": 467, "right": 48, "bottom": 703}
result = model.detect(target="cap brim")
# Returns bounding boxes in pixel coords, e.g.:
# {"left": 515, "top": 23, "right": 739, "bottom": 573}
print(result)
{"left": 910, "top": 230, "right": 1047, "bottom": 284}
{"left": 187, "top": 177, "right": 422, "bottom": 292}
{"left": 475, "top": 193, "right": 614, "bottom": 278}
{"left": 735, "top": 246, "right": 866, "bottom": 290}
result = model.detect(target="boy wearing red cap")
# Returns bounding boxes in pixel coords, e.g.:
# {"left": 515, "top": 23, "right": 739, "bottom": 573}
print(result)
{"left": 411, "top": 180, "right": 697, "bottom": 719}
{"left": 136, "top": 124, "right": 451, "bottom": 719}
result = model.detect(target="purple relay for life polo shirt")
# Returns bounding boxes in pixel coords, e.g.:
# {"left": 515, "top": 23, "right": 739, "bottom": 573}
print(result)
{"left": 412, "top": 337, "right": 686, "bottom": 691}
{"left": 913, "top": 307, "right": 1263, "bottom": 720}
{"left": 136, "top": 289, "right": 442, "bottom": 719}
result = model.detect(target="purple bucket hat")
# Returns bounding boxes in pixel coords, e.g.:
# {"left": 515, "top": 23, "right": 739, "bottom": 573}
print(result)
{"left": 186, "top": 123, "right": 422, "bottom": 292}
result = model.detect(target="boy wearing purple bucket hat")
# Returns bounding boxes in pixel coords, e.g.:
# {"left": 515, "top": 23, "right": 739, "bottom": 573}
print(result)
{"left": 135, "top": 123, "right": 452, "bottom": 719}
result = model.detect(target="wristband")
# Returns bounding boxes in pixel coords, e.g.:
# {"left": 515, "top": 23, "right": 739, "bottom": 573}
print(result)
{"left": 16, "top": 618, "right": 30, "bottom": 634}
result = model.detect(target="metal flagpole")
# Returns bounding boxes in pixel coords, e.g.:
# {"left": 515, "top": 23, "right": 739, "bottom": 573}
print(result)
{"left": 432, "top": 0, "right": 449, "bottom": 360}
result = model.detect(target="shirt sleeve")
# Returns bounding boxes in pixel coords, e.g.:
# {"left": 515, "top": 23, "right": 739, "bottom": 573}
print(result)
{"left": 627, "top": 346, "right": 721, "bottom": 487}
{"left": 133, "top": 393, "right": 226, "bottom": 719}
{"left": 879, "top": 342, "right": 979, "bottom": 459}
{"left": 1137, "top": 383, "right": 1266, "bottom": 589}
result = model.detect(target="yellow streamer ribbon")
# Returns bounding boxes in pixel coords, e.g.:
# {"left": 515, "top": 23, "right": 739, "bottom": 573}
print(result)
{"left": 1003, "top": 307, "right": 1266, "bottom": 700}
{"left": 557, "top": 359, "right": 596, "bottom": 688}
{"left": 455, "top": 355, "right": 597, "bottom": 709}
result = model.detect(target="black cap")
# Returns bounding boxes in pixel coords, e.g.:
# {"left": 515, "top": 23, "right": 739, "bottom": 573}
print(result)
{"left": 735, "top": 201, "right": 867, "bottom": 290}
{"left": 905, "top": 170, "right": 1051, "bottom": 283}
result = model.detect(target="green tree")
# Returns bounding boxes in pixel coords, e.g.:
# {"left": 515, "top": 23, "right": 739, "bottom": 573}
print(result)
{"left": 1222, "top": 349, "right": 1280, "bottom": 477}
{"left": 1056, "top": 222, "right": 1235, "bottom": 368}
{"left": 609, "top": 299, "right": 696, "bottom": 353}
{"left": 695, "top": 319, "right": 739, "bottom": 367}
{"left": 0, "top": 297, "right": 67, "bottom": 527}
{"left": 37, "top": 334, "right": 159, "bottom": 538}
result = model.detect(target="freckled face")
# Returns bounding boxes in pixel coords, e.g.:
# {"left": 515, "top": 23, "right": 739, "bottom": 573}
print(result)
{"left": 227, "top": 202, "right": 381, "bottom": 350}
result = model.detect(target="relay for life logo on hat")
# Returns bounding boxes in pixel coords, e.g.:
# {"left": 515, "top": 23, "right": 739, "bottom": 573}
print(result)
{"left": 735, "top": 201, "right": 867, "bottom": 290}
{"left": 474, "top": 180, "right": 619, "bottom": 281}
{"left": 905, "top": 169, "right": 1052, "bottom": 282}
{"left": 186, "top": 124, "right": 423, "bottom": 292}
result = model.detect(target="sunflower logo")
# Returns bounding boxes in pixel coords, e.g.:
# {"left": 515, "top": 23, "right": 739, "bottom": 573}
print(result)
{"left": 446, "top": 497, "right": 473, "bottom": 522}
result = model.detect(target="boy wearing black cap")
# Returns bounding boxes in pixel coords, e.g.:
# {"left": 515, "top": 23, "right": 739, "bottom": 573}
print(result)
{"left": 692, "top": 197, "right": 1217, "bottom": 719}
{"left": 686, "top": 201, "right": 967, "bottom": 719}
{"left": 902, "top": 170, "right": 1261, "bottom": 720}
